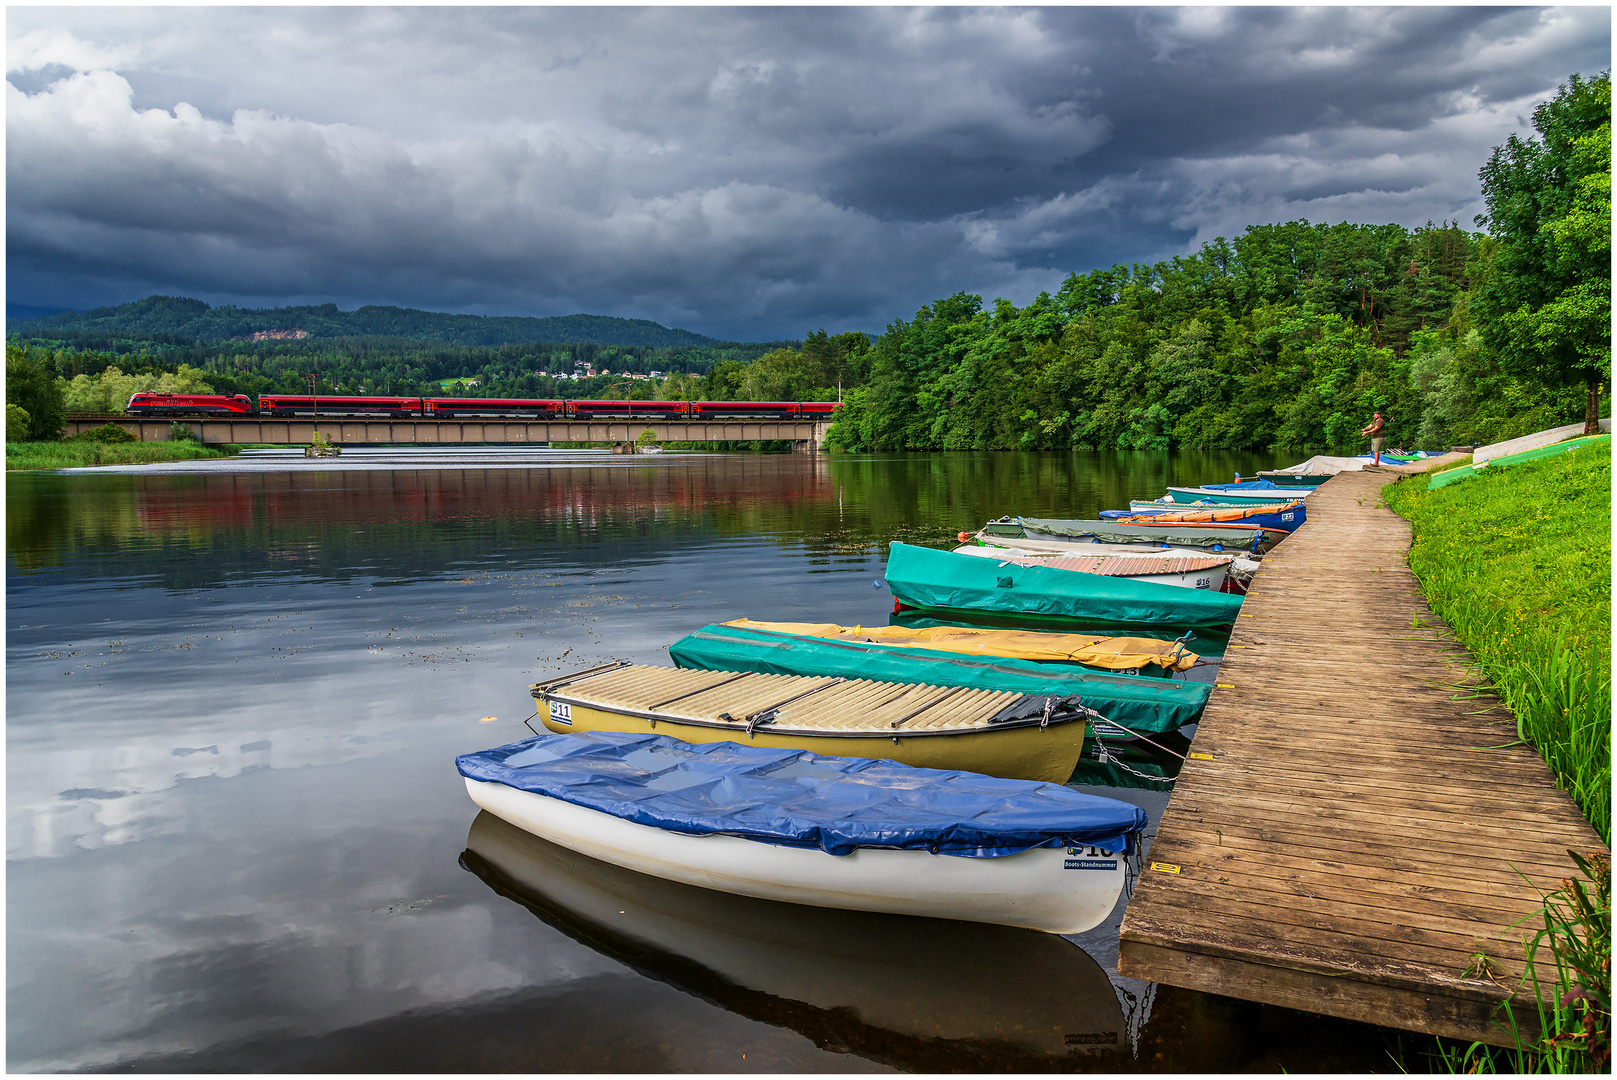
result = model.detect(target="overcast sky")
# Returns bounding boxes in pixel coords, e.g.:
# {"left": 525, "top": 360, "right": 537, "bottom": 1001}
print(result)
{"left": 6, "top": 6, "right": 1610, "bottom": 341}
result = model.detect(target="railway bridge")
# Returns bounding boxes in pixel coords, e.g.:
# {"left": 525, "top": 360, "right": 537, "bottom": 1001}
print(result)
{"left": 65, "top": 416, "right": 834, "bottom": 452}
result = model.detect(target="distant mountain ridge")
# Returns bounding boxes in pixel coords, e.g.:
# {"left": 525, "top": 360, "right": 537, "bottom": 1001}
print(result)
{"left": 10, "top": 295, "right": 720, "bottom": 348}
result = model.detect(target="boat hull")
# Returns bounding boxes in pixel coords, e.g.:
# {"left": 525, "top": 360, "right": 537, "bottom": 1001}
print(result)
{"left": 1163, "top": 485, "right": 1312, "bottom": 505}
{"left": 1106, "top": 503, "right": 1305, "bottom": 532}
{"left": 538, "top": 701, "right": 1086, "bottom": 783}
{"left": 465, "top": 777, "right": 1129, "bottom": 933}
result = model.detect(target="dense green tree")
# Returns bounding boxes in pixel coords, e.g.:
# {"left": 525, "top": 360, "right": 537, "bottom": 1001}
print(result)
{"left": 5, "top": 344, "right": 66, "bottom": 441}
{"left": 1474, "top": 72, "right": 1612, "bottom": 432}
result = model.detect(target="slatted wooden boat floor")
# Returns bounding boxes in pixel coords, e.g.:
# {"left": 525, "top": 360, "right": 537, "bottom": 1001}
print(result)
{"left": 1117, "top": 467, "right": 1607, "bottom": 1047}
{"left": 542, "top": 664, "right": 1030, "bottom": 732}
{"left": 991, "top": 553, "right": 1231, "bottom": 576}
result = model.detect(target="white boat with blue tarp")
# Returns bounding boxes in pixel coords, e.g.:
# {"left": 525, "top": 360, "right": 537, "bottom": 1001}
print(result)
{"left": 458, "top": 730, "right": 1149, "bottom": 933}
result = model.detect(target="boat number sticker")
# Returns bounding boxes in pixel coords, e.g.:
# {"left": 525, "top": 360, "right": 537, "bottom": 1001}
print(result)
{"left": 1194, "top": 576, "right": 1211, "bottom": 589}
{"left": 1282, "top": 512, "right": 1295, "bottom": 522}
{"left": 549, "top": 701, "right": 572, "bottom": 726}
{"left": 1150, "top": 862, "right": 1181, "bottom": 874}
{"left": 1064, "top": 845, "right": 1117, "bottom": 871}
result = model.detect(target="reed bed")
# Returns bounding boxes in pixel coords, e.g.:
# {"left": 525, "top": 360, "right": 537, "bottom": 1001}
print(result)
{"left": 5, "top": 441, "right": 238, "bottom": 470}
{"left": 1384, "top": 442, "right": 1610, "bottom": 842}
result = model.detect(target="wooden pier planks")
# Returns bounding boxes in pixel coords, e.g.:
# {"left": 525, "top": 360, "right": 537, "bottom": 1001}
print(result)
{"left": 1117, "top": 467, "right": 1607, "bottom": 1047}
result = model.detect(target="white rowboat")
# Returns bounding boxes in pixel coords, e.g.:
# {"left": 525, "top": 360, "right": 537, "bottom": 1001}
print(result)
{"left": 459, "top": 731, "right": 1147, "bottom": 934}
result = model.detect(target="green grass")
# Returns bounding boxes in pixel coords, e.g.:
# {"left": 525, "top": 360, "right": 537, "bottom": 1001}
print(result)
{"left": 5, "top": 440, "right": 240, "bottom": 470}
{"left": 1383, "top": 440, "right": 1610, "bottom": 841}
{"left": 1385, "top": 442, "right": 1611, "bottom": 1073}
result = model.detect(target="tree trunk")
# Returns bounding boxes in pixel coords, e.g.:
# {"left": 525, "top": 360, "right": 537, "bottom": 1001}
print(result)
{"left": 1586, "top": 373, "right": 1602, "bottom": 435}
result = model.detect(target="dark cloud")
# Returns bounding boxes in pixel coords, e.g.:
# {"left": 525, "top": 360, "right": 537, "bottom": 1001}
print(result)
{"left": 7, "top": 7, "right": 1609, "bottom": 340}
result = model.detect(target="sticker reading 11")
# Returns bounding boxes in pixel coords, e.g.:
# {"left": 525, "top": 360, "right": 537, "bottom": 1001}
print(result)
{"left": 549, "top": 701, "right": 573, "bottom": 726}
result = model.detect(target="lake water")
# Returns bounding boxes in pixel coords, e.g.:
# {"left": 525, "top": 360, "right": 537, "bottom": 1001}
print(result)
{"left": 7, "top": 449, "right": 1406, "bottom": 1072}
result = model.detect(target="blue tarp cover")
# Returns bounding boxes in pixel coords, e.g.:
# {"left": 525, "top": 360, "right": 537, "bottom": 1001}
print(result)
{"left": 458, "top": 730, "right": 1149, "bottom": 859}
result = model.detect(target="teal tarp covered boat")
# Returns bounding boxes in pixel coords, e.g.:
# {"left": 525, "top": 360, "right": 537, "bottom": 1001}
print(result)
{"left": 884, "top": 542, "right": 1244, "bottom": 629}
{"left": 669, "top": 622, "right": 1211, "bottom": 734}
{"left": 1002, "top": 516, "right": 1287, "bottom": 554}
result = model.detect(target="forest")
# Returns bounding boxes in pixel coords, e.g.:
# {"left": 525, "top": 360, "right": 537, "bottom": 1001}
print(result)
{"left": 10, "top": 295, "right": 721, "bottom": 349}
{"left": 8, "top": 73, "right": 1607, "bottom": 451}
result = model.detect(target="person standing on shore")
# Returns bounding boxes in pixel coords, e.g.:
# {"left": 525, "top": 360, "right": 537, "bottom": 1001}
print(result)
{"left": 1360, "top": 411, "right": 1386, "bottom": 465}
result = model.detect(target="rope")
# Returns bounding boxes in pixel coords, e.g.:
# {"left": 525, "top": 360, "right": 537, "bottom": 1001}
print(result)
{"left": 1086, "top": 709, "right": 1188, "bottom": 761}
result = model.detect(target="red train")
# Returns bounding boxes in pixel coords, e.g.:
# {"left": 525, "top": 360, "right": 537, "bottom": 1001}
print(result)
{"left": 125, "top": 393, "right": 841, "bottom": 420}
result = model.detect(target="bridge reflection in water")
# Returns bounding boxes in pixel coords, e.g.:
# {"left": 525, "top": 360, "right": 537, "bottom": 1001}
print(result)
{"left": 64, "top": 416, "right": 832, "bottom": 451}
{"left": 461, "top": 810, "right": 1129, "bottom": 1072}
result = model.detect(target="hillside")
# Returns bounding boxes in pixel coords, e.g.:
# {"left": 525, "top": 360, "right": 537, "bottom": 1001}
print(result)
{"left": 10, "top": 295, "right": 717, "bottom": 349}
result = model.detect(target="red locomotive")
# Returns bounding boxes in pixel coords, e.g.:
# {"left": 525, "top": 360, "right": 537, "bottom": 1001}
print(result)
{"left": 125, "top": 392, "right": 254, "bottom": 416}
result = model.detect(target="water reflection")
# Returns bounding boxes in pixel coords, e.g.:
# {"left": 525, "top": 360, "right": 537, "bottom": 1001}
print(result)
{"left": 12, "top": 448, "right": 1334, "bottom": 1072}
{"left": 462, "top": 811, "right": 1127, "bottom": 1072}
{"left": 7, "top": 449, "right": 1302, "bottom": 583}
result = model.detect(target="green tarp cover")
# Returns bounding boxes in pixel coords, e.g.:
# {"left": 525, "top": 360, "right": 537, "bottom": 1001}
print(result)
{"left": 669, "top": 623, "right": 1210, "bottom": 733}
{"left": 884, "top": 542, "right": 1244, "bottom": 629}
{"left": 1017, "top": 517, "right": 1280, "bottom": 550}
{"left": 1428, "top": 434, "right": 1609, "bottom": 490}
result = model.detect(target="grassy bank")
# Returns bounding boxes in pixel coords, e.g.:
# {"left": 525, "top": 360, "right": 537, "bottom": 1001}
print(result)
{"left": 6, "top": 441, "right": 240, "bottom": 470}
{"left": 1383, "top": 441, "right": 1611, "bottom": 841}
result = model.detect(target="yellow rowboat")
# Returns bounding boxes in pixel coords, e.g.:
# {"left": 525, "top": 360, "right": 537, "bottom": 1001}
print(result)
{"left": 722, "top": 618, "right": 1200, "bottom": 673}
{"left": 530, "top": 662, "right": 1091, "bottom": 783}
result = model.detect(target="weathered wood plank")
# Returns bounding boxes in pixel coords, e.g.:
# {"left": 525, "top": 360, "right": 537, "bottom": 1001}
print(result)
{"left": 1117, "top": 467, "right": 1607, "bottom": 1050}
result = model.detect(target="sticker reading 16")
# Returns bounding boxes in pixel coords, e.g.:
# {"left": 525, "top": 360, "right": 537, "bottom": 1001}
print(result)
{"left": 549, "top": 701, "right": 573, "bottom": 726}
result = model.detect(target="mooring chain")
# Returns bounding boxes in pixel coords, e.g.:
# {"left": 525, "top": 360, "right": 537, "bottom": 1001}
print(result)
{"left": 1088, "top": 723, "right": 1176, "bottom": 785}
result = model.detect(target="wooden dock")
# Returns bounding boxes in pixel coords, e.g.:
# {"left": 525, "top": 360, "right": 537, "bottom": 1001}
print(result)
{"left": 1117, "top": 467, "right": 1608, "bottom": 1047}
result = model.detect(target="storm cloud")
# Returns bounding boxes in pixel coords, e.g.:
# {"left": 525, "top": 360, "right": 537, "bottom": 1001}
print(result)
{"left": 7, "top": 7, "right": 1609, "bottom": 340}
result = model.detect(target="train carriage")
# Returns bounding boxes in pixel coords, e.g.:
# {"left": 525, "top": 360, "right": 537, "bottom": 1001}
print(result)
{"left": 424, "top": 398, "right": 566, "bottom": 419}
{"left": 257, "top": 395, "right": 421, "bottom": 418}
{"left": 690, "top": 401, "right": 808, "bottom": 420}
{"left": 566, "top": 400, "right": 692, "bottom": 419}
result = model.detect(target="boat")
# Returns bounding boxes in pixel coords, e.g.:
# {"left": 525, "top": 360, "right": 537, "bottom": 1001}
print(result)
{"left": 1103, "top": 502, "right": 1305, "bottom": 533}
{"left": 984, "top": 516, "right": 1288, "bottom": 554}
{"left": 700, "top": 618, "right": 1202, "bottom": 672}
{"left": 1255, "top": 472, "right": 1332, "bottom": 487}
{"left": 948, "top": 547, "right": 1232, "bottom": 591}
{"left": 1162, "top": 485, "right": 1314, "bottom": 505}
{"left": 529, "top": 661, "right": 1095, "bottom": 782}
{"left": 1428, "top": 432, "right": 1610, "bottom": 490}
{"left": 1126, "top": 497, "right": 1301, "bottom": 514}
{"left": 667, "top": 620, "right": 1211, "bottom": 733}
{"left": 890, "top": 606, "right": 1236, "bottom": 656}
{"left": 458, "top": 729, "right": 1149, "bottom": 933}
{"left": 462, "top": 810, "right": 1129, "bottom": 1070}
{"left": 956, "top": 541, "right": 1260, "bottom": 593}
{"left": 884, "top": 542, "right": 1244, "bottom": 629}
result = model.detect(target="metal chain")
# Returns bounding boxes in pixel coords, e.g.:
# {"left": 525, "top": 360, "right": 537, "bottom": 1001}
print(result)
{"left": 1089, "top": 724, "right": 1177, "bottom": 785}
